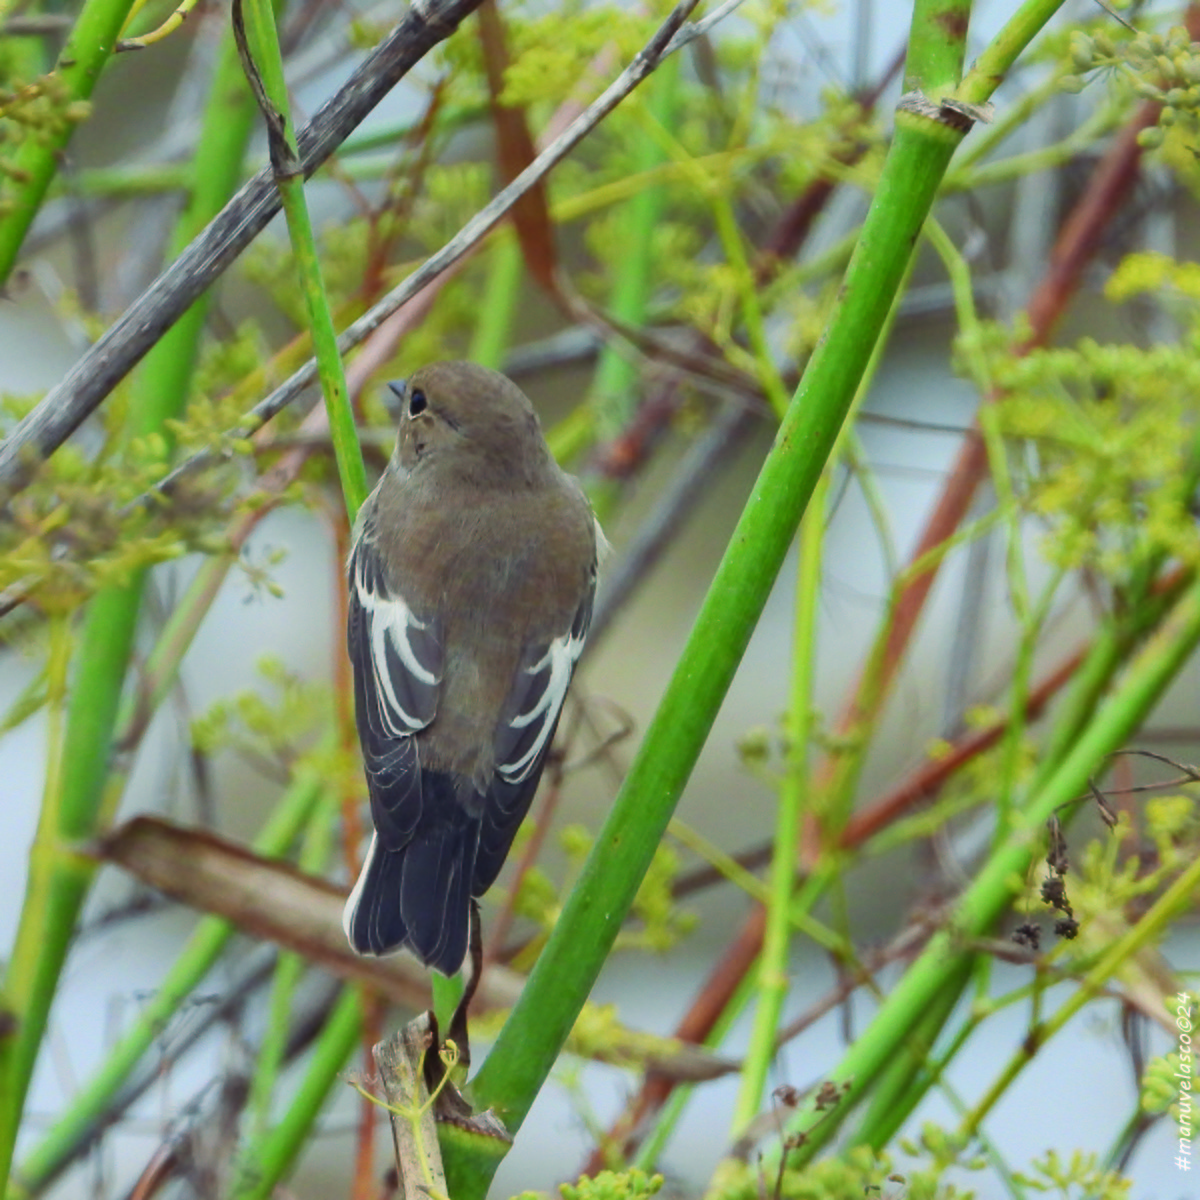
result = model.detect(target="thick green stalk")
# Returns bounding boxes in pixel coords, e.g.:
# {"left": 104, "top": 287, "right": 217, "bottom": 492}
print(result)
{"left": 0, "top": 0, "right": 137, "bottom": 283}
{"left": 457, "top": 87, "right": 974, "bottom": 1200}
{"left": 451, "top": 1, "right": 1074, "bottom": 1187}
{"left": 904, "top": 0, "right": 971, "bottom": 94}
{"left": 850, "top": 956, "right": 975, "bottom": 1150}
{"left": 0, "top": 615, "right": 71, "bottom": 1189}
{"left": 774, "top": 576, "right": 1200, "bottom": 1166}
{"left": 9, "top": 769, "right": 324, "bottom": 1198}
{"left": 0, "top": 28, "right": 260, "bottom": 1195}
{"left": 237, "top": 0, "right": 367, "bottom": 519}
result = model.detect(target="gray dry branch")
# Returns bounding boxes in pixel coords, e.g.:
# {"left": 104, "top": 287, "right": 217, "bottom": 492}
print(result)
{"left": 0, "top": 0, "right": 731, "bottom": 499}
{"left": 374, "top": 1018, "right": 448, "bottom": 1200}
{"left": 0, "top": 0, "right": 490, "bottom": 492}
{"left": 151, "top": 0, "right": 714, "bottom": 503}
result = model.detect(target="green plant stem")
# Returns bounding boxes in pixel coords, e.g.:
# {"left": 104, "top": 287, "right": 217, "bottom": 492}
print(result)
{"left": 0, "top": 587, "right": 138, "bottom": 1200}
{"left": 947, "top": 97, "right": 1123, "bottom": 192}
{"left": 0, "top": 0, "right": 137, "bottom": 284}
{"left": 732, "top": 473, "right": 825, "bottom": 1131}
{"left": 9, "top": 768, "right": 324, "bottom": 1198}
{"left": 237, "top": 0, "right": 367, "bottom": 519}
{"left": 966, "top": 842, "right": 1200, "bottom": 1138}
{"left": 711, "top": 190, "right": 789, "bottom": 417}
{"left": 0, "top": 27, "right": 260, "bottom": 1190}
{"left": 905, "top": 0, "right": 972, "bottom": 95}
{"left": 851, "top": 956, "right": 974, "bottom": 1150}
{"left": 468, "top": 232, "right": 523, "bottom": 369}
{"left": 0, "top": 614, "right": 70, "bottom": 1190}
{"left": 842, "top": 431, "right": 898, "bottom": 577}
{"left": 246, "top": 786, "right": 338, "bottom": 1138}
{"left": 458, "top": 43, "right": 978, "bottom": 1200}
{"left": 590, "top": 53, "right": 680, "bottom": 436}
{"left": 230, "top": 986, "right": 364, "bottom": 1200}
{"left": 957, "top": 0, "right": 1068, "bottom": 107}
{"left": 772, "top": 575, "right": 1200, "bottom": 1167}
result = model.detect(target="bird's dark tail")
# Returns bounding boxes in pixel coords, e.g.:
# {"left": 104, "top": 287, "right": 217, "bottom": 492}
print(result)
{"left": 343, "top": 773, "right": 478, "bottom": 975}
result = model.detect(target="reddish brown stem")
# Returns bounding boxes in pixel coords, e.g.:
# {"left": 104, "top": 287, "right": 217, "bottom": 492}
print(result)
{"left": 581, "top": 54, "right": 1177, "bottom": 1168}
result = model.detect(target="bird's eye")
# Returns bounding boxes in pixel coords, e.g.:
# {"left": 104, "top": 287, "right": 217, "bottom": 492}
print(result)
{"left": 409, "top": 388, "right": 428, "bottom": 416}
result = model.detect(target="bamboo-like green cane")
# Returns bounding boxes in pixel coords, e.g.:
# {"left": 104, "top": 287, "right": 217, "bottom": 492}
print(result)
{"left": 0, "top": 26, "right": 261, "bottom": 1195}
{"left": 455, "top": 50, "right": 970, "bottom": 1200}
{"left": 450, "top": 2, "right": 1071, "bottom": 1191}
{"left": 234, "top": 0, "right": 367, "bottom": 519}
{"left": 849, "top": 955, "right": 975, "bottom": 1152}
{"left": 0, "top": 0, "right": 137, "bottom": 284}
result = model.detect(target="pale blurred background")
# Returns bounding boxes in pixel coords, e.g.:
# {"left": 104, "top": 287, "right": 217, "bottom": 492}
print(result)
{"left": 2, "top": 1, "right": 1197, "bottom": 1197}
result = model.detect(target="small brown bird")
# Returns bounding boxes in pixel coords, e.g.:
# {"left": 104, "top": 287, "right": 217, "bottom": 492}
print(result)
{"left": 343, "top": 362, "right": 597, "bottom": 976}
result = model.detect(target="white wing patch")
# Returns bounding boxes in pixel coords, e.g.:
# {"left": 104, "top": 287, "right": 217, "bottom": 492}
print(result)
{"left": 499, "top": 623, "right": 587, "bottom": 783}
{"left": 352, "top": 542, "right": 438, "bottom": 738}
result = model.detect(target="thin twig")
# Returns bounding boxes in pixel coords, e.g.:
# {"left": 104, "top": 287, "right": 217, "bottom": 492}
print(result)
{"left": 149, "top": 0, "right": 711, "bottom": 501}
{"left": 0, "top": 0, "right": 492, "bottom": 493}
{"left": 0, "top": 0, "right": 723, "bottom": 498}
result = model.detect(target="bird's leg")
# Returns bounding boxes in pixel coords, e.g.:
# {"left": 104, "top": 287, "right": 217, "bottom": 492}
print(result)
{"left": 447, "top": 898, "right": 483, "bottom": 1068}
{"left": 421, "top": 900, "right": 483, "bottom": 1125}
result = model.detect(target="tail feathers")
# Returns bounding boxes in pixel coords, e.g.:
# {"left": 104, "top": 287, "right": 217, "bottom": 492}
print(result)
{"left": 343, "top": 824, "right": 478, "bottom": 976}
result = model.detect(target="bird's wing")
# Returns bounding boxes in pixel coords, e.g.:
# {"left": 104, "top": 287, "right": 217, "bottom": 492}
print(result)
{"left": 347, "top": 531, "right": 443, "bottom": 849}
{"left": 476, "top": 564, "right": 596, "bottom": 892}
{"left": 495, "top": 565, "right": 594, "bottom": 785}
